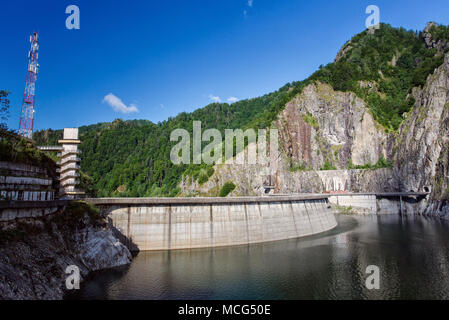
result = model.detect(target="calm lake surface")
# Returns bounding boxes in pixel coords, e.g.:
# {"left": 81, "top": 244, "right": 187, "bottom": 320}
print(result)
{"left": 66, "top": 215, "right": 449, "bottom": 300}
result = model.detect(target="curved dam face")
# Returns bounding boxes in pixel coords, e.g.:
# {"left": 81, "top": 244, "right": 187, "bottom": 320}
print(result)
{"left": 88, "top": 196, "right": 337, "bottom": 251}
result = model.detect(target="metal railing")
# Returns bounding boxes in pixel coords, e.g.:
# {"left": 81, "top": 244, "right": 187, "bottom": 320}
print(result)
{"left": 37, "top": 146, "right": 63, "bottom": 151}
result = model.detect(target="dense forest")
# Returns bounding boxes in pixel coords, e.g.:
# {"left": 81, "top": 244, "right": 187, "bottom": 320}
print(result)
{"left": 33, "top": 23, "right": 449, "bottom": 197}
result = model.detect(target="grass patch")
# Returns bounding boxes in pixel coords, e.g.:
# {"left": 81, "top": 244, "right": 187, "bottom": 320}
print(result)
{"left": 335, "top": 205, "right": 356, "bottom": 215}
{"left": 219, "top": 181, "right": 236, "bottom": 197}
{"left": 320, "top": 161, "right": 337, "bottom": 171}
{"left": 52, "top": 201, "right": 103, "bottom": 228}
{"left": 348, "top": 156, "right": 393, "bottom": 170}
{"left": 301, "top": 112, "right": 319, "bottom": 128}
{"left": 331, "top": 145, "right": 343, "bottom": 160}
{"left": 197, "top": 167, "right": 215, "bottom": 185}
{"left": 288, "top": 160, "right": 311, "bottom": 172}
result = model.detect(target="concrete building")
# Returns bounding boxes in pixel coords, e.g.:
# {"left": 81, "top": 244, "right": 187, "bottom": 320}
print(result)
{"left": 57, "top": 128, "right": 84, "bottom": 199}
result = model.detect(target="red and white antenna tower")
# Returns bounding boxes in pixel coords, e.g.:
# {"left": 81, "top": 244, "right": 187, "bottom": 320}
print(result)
{"left": 18, "top": 32, "right": 40, "bottom": 139}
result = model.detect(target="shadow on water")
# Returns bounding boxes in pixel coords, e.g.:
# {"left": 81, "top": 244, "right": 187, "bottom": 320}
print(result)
{"left": 66, "top": 215, "right": 449, "bottom": 300}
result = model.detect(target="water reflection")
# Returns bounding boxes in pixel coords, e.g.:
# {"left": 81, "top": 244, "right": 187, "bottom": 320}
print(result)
{"left": 66, "top": 215, "right": 449, "bottom": 300}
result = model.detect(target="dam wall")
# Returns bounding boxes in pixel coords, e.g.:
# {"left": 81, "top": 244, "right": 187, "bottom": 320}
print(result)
{"left": 88, "top": 195, "right": 337, "bottom": 251}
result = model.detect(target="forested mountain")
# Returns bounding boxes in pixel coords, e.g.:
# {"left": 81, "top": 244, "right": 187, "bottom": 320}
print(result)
{"left": 33, "top": 23, "right": 449, "bottom": 197}
{"left": 34, "top": 88, "right": 300, "bottom": 197}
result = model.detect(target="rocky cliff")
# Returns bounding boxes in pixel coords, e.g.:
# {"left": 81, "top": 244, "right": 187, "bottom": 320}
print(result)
{"left": 423, "top": 22, "right": 449, "bottom": 53}
{"left": 394, "top": 51, "right": 449, "bottom": 216}
{"left": 277, "top": 82, "right": 391, "bottom": 170}
{"left": 0, "top": 202, "right": 131, "bottom": 300}
{"left": 180, "top": 165, "right": 395, "bottom": 197}
{"left": 180, "top": 82, "right": 397, "bottom": 197}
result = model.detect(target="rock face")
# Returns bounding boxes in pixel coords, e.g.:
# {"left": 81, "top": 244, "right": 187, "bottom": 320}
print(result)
{"left": 394, "top": 51, "right": 449, "bottom": 216}
{"left": 75, "top": 228, "right": 132, "bottom": 272}
{"left": 422, "top": 22, "right": 449, "bottom": 53}
{"left": 180, "top": 82, "right": 395, "bottom": 197}
{"left": 0, "top": 210, "right": 132, "bottom": 300}
{"left": 277, "top": 82, "right": 390, "bottom": 170}
{"left": 180, "top": 164, "right": 396, "bottom": 198}
{"left": 334, "top": 41, "right": 352, "bottom": 63}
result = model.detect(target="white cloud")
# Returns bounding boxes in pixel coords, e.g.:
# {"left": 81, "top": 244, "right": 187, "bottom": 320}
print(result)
{"left": 227, "top": 97, "right": 239, "bottom": 103}
{"left": 102, "top": 93, "right": 139, "bottom": 114}
{"left": 244, "top": 1, "right": 252, "bottom": 17}
{"left": 208, "top": 94, "right": 221, "bottom": 103}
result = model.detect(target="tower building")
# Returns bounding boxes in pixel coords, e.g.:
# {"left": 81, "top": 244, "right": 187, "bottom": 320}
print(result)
{"left": 57, "top": 128, "right": 84, "bottom": 199}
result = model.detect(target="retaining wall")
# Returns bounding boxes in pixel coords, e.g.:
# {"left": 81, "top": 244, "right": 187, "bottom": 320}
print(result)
{"left": 329, "top": 193, "right": 427, "bottom": 215}
{"left": 91, "top": 196, "right": 337, "bottom": 251}
{"left": 0, "top": 161, "right": 56, "bottom": 201}
{"left": 0, "top": 200, "right": 70, "bottom": 222}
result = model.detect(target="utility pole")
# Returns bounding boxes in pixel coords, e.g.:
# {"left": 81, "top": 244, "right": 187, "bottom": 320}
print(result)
{"left": 18, "top": 32, "right": 40, "bottom": 139}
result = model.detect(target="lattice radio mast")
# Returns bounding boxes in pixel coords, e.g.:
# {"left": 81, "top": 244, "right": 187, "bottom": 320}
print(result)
{"left": 18, "top": 32, "right": 40, "bottom": 139}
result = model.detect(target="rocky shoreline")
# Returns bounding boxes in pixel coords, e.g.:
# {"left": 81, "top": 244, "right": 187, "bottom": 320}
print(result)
{"left": 0, "top": 202, "right": 131, "bottom": 300}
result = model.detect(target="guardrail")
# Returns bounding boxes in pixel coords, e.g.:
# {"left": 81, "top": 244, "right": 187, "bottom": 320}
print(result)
{"left": 37, "top": 146, "right": 63, "bottom": 151}
{"left": 326, "top": 192, "right": 429, "bottom": 197}
{"left": 85, "top": 194, "right": 330, "bottom": 205}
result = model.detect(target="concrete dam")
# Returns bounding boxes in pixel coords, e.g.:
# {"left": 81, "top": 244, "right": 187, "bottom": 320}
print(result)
{"left": 87, "top": 195, "right": 337, "bottom": 251}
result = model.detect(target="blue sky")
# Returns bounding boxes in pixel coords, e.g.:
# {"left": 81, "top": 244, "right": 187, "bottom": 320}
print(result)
{"left": 1, "top": 0, "right": 448, "bottom": 131}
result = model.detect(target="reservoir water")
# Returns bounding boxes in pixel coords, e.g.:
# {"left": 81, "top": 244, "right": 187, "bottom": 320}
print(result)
{"left": 66, "top": 215, "right": 449, "bottom": 300}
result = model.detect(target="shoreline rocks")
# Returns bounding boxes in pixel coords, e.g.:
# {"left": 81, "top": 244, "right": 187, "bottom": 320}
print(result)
{"left": 0, "top": 206, "right": 131, "bottom": 300}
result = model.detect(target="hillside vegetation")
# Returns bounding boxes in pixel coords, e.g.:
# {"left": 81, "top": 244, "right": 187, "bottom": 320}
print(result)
{"left": 33, "top": 23, "right": 449, "bottom": 197}
{"left": 0, "top": 129, "right": 55, "bottom": 170}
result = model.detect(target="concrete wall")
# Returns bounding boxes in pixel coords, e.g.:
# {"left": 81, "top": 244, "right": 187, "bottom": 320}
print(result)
{"left": 96, "top": 197, "right": 337, "bottom": 251}
{"left": 0, "top": 200, "right": 69, "bottom": 223}
{"left": 329, "top": 194, "right": 378, "bottom": 215}
{"left": 0, "top": 161, "right": 56, "bottom": 201}
{"left": 329, "top": 194, "right": 427, "bottom": 215}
